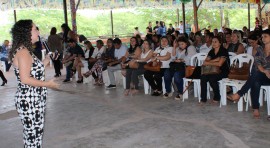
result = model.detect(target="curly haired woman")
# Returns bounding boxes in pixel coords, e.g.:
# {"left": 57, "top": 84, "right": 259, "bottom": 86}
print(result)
{"left": 10, "top": 20, "right": 59, "bottom": 148}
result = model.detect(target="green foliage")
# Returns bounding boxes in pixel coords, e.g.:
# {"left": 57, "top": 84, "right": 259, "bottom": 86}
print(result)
{"left": 0, "top": 8, "right": 256, "bottom": 42}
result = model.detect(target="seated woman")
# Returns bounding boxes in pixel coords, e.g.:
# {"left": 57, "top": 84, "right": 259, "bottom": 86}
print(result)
{"left": 84, "top": 40, "right": 105, "bottom": 83}
{"left": 83, "top": 38, "right": 115, "bottom": 85}
{"left": 227, "top": 31, "right": 245, "bottom": 54}
{"left": 228, "top": 30, "right": 270, "bottom": 119}
{"left": 124, "top": 40, "right": 153, "bottom": 96}
{"left": 200, "top": 36, "right": 230, "bottom": 104}
{"left": 144, "top": 36, "right": 172, "bottom": 96}
{"left": 164, "top": 36, "right": 196, "bottom": 99}
{"left": 121, "top": 37, "right": 142, "bottom": 76}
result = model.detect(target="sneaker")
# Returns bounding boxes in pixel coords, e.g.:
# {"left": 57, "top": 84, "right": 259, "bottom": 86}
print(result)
{"left": 174, "top": 94, "right": 182, "bottom": 101}
{"left": 63, "top": 79, "right": 70, "bottom": 82}
{"left": 106, "top": 84, "right": 116, "bottom": 89}
{"left": 163, "top": 92, "right": 172, "bottom": 99}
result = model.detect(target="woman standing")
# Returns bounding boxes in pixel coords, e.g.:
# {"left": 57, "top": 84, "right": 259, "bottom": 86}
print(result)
{"left": 10, "top": 20, "right": 59, "bottom": 147}
{"left": 200, "top": 36, "right": 229, "bottom": 104}
{"left": 47, "top": 27, "right": 63, "bottom": 77}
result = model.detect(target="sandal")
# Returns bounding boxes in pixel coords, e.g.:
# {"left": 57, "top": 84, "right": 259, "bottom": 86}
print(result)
{"left": 211, "top": 100, "right": 219, "bottom": 105}
{"left": 253, "top": 109, "right": 260, "bottom": 119}
{"left": 227, "top": 93, "right": 240, "bottom": 102}
{"left": 130, "top": 89, "right": 139, "bottom": 95}
{"left": 124, "top": 89, "right": 130, "bottom": 96}
{"left": 83, "top": 72, "right": 90, "bottom": 78}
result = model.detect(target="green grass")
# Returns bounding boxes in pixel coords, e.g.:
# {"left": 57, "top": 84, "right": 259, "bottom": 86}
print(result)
{"left": 0, "top": 8, "right": 256, "bottom": 42}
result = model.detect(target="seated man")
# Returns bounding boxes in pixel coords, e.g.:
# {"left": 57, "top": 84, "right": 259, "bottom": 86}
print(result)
{"left": 106, "top": 38, "right": 128, "bottom": 89}
{"left": 62, "top": 38, "right": 84, "bottom": 82}
{"left": 0, "top": 40, "right": 11, "bottom": 72}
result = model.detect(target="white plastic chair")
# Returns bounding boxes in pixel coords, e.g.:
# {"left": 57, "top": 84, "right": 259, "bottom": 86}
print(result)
{"left": 183, "top": 53, "right": 209, "bottom": 102}
{"left": 219, "top": 53, "right": 254, "bottom": 111}
{"left": 228, "top": 52, "right": 237, "bottom": 61}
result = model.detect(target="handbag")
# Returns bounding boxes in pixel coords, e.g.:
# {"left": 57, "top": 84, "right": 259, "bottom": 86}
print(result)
{"left": 201, "top": 65, "right": 221, "bottom": 75}
{"left": 169, "top": 62, "right": 186, "bottom": 72}
{"left": 228, "top": 62, "right": 250, "bottom": 80}
{"left": 185, "top": 66, "right": 196, "bottom": 78}
{"left": 144, "top": 60, "right": 162, "bottom": 72}
{"left": 128, "top": 60, "right": 139, "bottom": 69}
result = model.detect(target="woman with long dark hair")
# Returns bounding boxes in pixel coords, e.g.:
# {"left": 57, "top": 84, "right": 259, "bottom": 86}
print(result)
{"left": 10, "top": 20, "right": 59, "bottom": 147}
{"left": 48, "top": 27, "right": 63, "bottom": 77}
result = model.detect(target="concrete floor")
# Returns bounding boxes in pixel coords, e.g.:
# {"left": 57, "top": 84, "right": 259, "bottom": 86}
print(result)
{"left": 0, "top": 67, "right": 270, "bottom": 148}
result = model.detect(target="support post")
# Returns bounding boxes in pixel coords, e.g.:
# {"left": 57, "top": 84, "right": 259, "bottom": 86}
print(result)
{"left": 63, "top": 0, "right": 68, "bottom": 26}
{"left": 258, "top": 2, "right": 262, "bottom": 26}
{"left": 70, "top": 0, "right": 77, "bottom": 33}
{"left": 177, "top": 8, "right": 180, "bottom": 26}
{"left": 193, "top": 0, "right": 198, "bottom": 32}
{"left": 182, "top": 3, "right": 186, "bottom": 33}
{"left": 220, "top": 8, "right": 223, "bottom": 29}
{"left": 248, "top": 3, "right": 250, "bottom": 30}
{"left": 111, "top": 10, "right": 114, "bottom": 37}
{"left": 14, "top": 9, "right": 17, "bottom": 23}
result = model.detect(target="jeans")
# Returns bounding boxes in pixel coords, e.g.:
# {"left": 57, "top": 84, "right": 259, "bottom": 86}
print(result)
{"left": 200, "top": 73, "right": 225, "bottom": 102}
{"left": 237, "top": 68, "right": 257, "bottom": 97}
{"left": 144, "top": 68, "right": 166, "bottom": 91}
{"left": 107, "top": 64, "right": 121, "bottom": 85}
{"left": 65, "top": 64, "right": 72, "bottom": 80}
{"left": 250, "top": 71, "right": 270, "bottom": 109}
{"left": 1, "top": 57, "right": 11, "bottom": 71}
{"left": 164, "top": 69, "right": 185, "bottom": 94}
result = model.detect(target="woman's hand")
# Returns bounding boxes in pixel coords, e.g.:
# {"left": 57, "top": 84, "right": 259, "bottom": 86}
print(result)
{"left": 264, "top": 69, "right": 270, "bottom": 79}
{"left": 47, "top": 79, "right": 60, "bottom": 90}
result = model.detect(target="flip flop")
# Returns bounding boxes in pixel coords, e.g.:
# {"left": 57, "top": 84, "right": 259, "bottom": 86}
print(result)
{"left": 227, "top": 95, "right": 240, "bottom": 102}
{"left": 253, "top": 110, "right": 260, "bottom": 119}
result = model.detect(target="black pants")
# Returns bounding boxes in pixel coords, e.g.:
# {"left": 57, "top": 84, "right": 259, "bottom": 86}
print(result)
{"left": 0, "top": 70, "right": 7, "bottom": 82}
{"left": 144, "top": 68, "right": 166, "bottom": 92}
{"left": 200, "top": 73, "right": 225, "bottom": 102}
{"left": 53, "top": 59, "right": 61, "bottom": 75}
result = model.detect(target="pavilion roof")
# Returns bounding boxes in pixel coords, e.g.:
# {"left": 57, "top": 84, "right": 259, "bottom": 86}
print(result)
{"left": 0, "top": 0, "right": 268, "bottom": 11}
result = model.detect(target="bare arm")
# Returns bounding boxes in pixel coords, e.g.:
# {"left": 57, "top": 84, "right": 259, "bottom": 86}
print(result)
{"left": 15, "top": 49, "right": 59, "bottom": 89}
{"left": 236, "top": 44, "right": 245, "bottom": 55}
{"left": 138, "top": 50, "right": 153, "bottom": 62}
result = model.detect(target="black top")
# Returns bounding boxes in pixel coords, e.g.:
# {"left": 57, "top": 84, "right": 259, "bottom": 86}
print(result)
{"left": 227, "top": 42, "right": 240, "bottom": 53}
{"left": 146, "top": 26, "right": 153, "bottom": 35}
{"left": 207, "top": 47, "right": 230, "bottom": 76}
{"left": 167, "top": 27, "right": 175, "bottom": 35}
{"left": 153, "top": 25, "right": 159, "bottom": 33}
{"left": 70, "top": 43, "right": 84, "bottom": 57}
{"left": 102, "top": 47, "right": 115, "bottom": 59}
